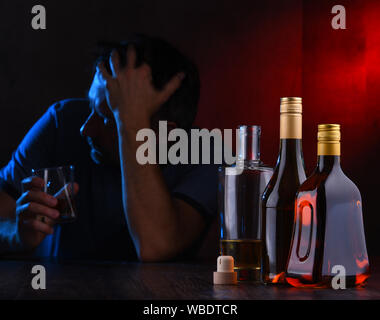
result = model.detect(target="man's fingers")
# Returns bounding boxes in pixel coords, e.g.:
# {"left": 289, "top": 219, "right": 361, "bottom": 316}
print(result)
{"left": 139, "top": 64, "right": 153, "bottom": 80}
{"left": 159, "top": 72, "right": 185, "bottom": 103}
{"left": 22, "top": 219, "right": 54, "bottom": 235}
{"left": 109, "top": 50, "right": 121, "bottom": 78}
{"left": 21, "top": 176, "right": 44, "bottom": 191}
{"left": 97, "top": 61, "right": 118, "bottom": 94}
{"left": 35, "top": 215, "right": 56, "bottom": 227}
{"left": 19, "top": 202, "right": 59, "bottom": 220}
{"left": 97, "top": 61, "right": 112, "bottom": 82}
{"left": 18, "top": 190, "right": 57, "bottom": 208}
{"left": 126, "top": 44, "right": 137, "bottom": 70}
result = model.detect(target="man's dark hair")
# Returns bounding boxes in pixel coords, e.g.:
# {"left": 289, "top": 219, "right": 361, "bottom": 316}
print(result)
{"left": 94, "top": 34, "right": 200, "bottom": 130}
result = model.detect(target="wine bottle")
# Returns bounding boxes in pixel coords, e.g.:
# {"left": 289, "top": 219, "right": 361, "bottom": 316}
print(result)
{"left": 261, "top": 97, "right": 306, "bottom": 284}
{"left": 286, "top": 124, "right": 370, "bottom": 288}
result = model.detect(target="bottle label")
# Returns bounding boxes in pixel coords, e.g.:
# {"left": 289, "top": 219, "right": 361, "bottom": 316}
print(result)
{"left": 280, "top": 113, "right": 302, "bottom": 139}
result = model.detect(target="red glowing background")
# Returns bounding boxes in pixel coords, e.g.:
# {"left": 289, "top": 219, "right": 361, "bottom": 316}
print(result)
{"left": 192, "top": 0, "right": 380, "bottom": 255}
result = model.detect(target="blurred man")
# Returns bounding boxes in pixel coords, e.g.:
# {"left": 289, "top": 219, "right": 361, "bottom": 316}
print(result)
{"left": 0, "top": 34, "right": 218, "bottom": 261}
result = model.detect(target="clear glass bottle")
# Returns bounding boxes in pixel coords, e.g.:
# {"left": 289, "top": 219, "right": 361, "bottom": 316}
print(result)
{"left": 219, "top": 125, "right": 273, "bottom": 282}
{"left": 286, "top": 124, "right": 370, "bottom": 288}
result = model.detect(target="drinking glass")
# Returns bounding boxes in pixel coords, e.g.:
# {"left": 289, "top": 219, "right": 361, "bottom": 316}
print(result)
{"left": 31, "top": 165, "right": 77, "bottom": 224}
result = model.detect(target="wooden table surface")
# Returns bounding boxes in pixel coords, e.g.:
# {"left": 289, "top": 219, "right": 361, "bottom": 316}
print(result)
{"left": 0, "top": 258, "right": 379, "bottom": 300}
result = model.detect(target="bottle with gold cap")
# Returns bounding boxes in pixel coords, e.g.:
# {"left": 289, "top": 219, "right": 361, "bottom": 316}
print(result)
{"left": 261, "top": 97, "right": 306, "bottom": 284}
{"left": 285, "top": 124, "right": 370, "bottom": 288}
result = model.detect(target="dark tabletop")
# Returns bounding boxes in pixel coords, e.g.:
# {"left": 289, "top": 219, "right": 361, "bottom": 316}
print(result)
{"left": 0, "top": 257, "right": 379, "bottom": 300}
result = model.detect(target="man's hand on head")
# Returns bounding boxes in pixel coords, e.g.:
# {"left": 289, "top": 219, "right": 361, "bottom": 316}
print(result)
{"left": 96, "top": 45, "right": 185, "bottom": 129}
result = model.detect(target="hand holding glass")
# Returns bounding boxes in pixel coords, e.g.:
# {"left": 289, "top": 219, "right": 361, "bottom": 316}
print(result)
{"left": 31, "top": 166, "right": 77, "bottom": 224}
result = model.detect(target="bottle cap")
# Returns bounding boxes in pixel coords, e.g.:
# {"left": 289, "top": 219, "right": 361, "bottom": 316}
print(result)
{"left": 280, "top": 97, "right": 302, "bottom": 114}
{"left": 213, "top": 256, "right": 238, "bottom": 285}
{"left": 317, "top": 124, "right": 341, "bottom": 155}
{"left": 318, "top": 124, "right": 341, "bottom": 142}
{"left": 280, "top": 97, "right": 302, "bottom": 139}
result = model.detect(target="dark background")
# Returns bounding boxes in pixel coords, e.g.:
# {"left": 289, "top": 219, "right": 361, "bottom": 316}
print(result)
{"left": 0, "top": 0, "right": 379, "bottom": 255}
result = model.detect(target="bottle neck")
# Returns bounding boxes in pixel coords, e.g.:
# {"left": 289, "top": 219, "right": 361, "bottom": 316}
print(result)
{"left": 317, "top": 155, "right": 341, "bottom": 172}
{"left": 274, "top": 138, "right": 305, "bottom": 181}
{"left": 280, "top": 111, "right": 302, "bottom": 139}
{"left": 277, "top": 100, "right": 304, "bottom": 171}
{"left": 237, "top": 126, "right": 261, "bottom": 166}
{"left": 278, "top": 139, "right": 304, "bottom": 163}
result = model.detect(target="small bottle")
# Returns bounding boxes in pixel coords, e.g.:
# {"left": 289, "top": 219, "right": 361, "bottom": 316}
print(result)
{"left": 261, "top": 97, "right": 306, "bottom": 284}
{"left": 219, "top": 125, "right": 273, "bottom": 282}
{"left": 286, "top": 124, "right": 370, "bottom": 288}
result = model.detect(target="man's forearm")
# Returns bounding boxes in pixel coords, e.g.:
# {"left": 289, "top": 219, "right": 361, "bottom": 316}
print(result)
{"left": 116, "top": 116, "right": 182, "bottom": 261}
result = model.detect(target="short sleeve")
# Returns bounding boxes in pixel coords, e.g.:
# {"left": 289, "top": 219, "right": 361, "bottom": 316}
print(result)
{"left": 0, "top": 104, "right": 59, "bottom": 199}
{"left": 171, "top": 164, "right": 219, "bottom": 222}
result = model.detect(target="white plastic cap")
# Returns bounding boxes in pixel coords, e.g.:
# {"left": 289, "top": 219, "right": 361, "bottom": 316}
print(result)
{"left": 213, "top": 255, "right": 237, "bottom": 285}
{"left": 217, "top": 255, "right": 234, "bottom": 272}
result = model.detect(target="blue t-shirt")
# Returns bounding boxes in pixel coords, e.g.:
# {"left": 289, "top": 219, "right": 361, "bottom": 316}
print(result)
{"left": 0, "top": 99, "right": 218, "bottom": 260}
